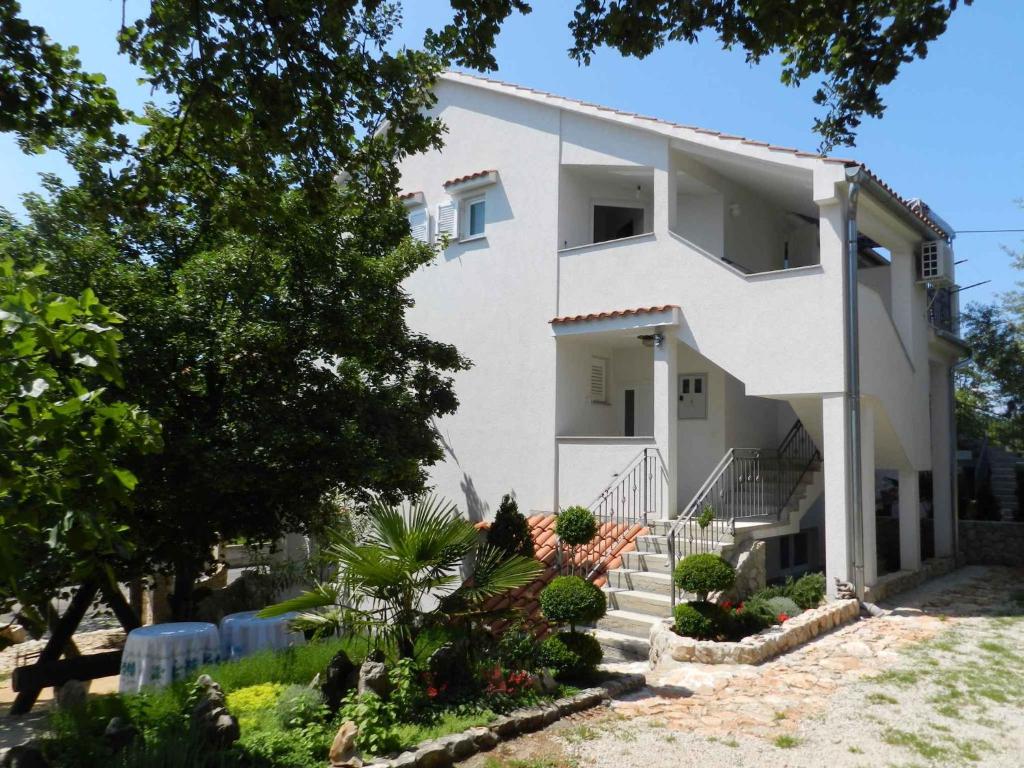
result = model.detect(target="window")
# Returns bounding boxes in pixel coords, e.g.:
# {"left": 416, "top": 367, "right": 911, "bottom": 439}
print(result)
{"left": 463, "top": 196, "right": 486, "bottom": 239}
{"left": 590, "top": 357, "right": 608, "bottom": 403}
{"left": 593, "top": 205, "right": 644, "bottom": 243}
{"left": 407, "top": 206, "right": 429, "bottom": 244}
{"left": 624, "top": 389, "right": 636, "bottom": 436}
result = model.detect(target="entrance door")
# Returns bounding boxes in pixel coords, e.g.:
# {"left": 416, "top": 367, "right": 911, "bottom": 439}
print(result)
{"left": 620, "top": 382, "right": 653, "bottom": 436}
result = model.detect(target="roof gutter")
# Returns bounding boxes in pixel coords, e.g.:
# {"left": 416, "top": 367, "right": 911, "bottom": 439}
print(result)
{"left": 843, "top": 165, "right": 867, "bottom": 599}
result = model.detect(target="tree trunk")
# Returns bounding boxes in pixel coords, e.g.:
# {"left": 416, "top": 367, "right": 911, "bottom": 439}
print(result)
{"left": 170, "top": 562, "right": 199, "bottom": 620}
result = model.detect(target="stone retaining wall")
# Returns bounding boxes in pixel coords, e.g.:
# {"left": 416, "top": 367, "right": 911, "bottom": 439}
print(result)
{"left": 365, "top": 673, "right": 646, "bottom": 767}
{"left": 649, "top": 599, "right": 859, "bottom": 667}
{"left": 959, "top": 520, "right": 1024, "bottom": 567}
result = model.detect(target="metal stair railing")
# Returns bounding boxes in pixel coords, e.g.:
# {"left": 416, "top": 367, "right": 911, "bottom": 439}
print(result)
{"left": 667, "top": 420, "right": 820, "bottom": 607}
{"left": 556, "top": 447, "right": 667, "bottom": 579}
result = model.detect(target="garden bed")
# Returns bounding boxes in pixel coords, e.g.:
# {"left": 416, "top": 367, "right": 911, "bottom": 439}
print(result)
{"left": 650, "top": 598, "right": 859, "bottom": 666}
{"left": 366, "top": 672, "right": 645, "bottom": 768}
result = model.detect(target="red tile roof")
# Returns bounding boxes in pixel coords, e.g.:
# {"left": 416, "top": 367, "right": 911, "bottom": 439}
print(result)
{"left": 443, "top": 169, "right": 497, "bottom": 188}
{"left": 398, "top": 190, "right": 421, "bottom": 201}
{"left": 478, "top": 513, "right": 648, "bottom": 638}
{"left": 442, "top": 72, "right": 950, "bottom": 239}
{"left": 550, "top": 304, "right": 679, "bottom": 325}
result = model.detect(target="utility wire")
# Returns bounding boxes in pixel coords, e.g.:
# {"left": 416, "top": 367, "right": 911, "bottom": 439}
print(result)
{"left": 956, "top": 229, "right": 1024, "bottom": 234}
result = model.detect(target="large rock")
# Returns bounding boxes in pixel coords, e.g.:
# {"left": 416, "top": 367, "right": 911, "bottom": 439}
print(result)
{"left": 357, "top": 658, "right": 390, "bottom": 699}
{"left": 425, "top": 642, "right": 469, "bottom": 690}
{"left": 322, "top": 650, "right": 359, "bottom": 711}
{"left": 190, "top": 675, "right": 240, "bottom": 749}
{"left": 103, "top": 717, "right": 140, "bottom": 754}
{"left": 2, "top": 744, "right": 48, "bottom": 768}
{"left": 328, "top": 721, "right": 363, "bottom": 767}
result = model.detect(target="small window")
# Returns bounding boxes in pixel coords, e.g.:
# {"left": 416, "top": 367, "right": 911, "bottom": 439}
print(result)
{"left": 590, "top": 357, "right": 608, "bottom": 403}
{"left": 464, "top": 196, "right": 486, "bottom": 239}
{"left": 407, "top": 206, "right": 429, "bottom": 244}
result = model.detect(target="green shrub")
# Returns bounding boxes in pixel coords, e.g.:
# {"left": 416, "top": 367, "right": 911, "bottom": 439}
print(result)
{"left": 497, "top": 623, "right": 539, "bottom": 671}
{"left": 765, "top": 596, "right": 801, "bottom": 618}
{"left": 555, "top": 506, "right": 598, "bottom": 547}
{"left": 487, "top": 494, "right": 534, "bottom": 557}
{"left": 539, "top": 575, "right": 607, "bottom": 630}
{"left": 275, "top": 684, "right": 328, "bottom": 729}
{"left": 537, "top": 632, "right": 602, "bottom": 679}
{"left": 673, "top": 601, "right": 728, "bottom": 639}
{"left": 673, "top": 553, "right": 736, "bottom": 601}
{"left": 786, "top": 572, "right": 826, "bottom": 609}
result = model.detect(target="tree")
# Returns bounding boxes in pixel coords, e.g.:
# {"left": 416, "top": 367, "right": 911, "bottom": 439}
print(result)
{"left": 487, "top": 493, "right": 534, "bottom": 558}
{"left": 2, "top": 2, "right": 472, "bottom": 616}
{"left": 0, "top": 239, "right": 160, "bottom": 634}
{"left": 430, "top": 0, "right": 973, "bottom": 150}
{"left": 262, "top": 496, "right": 542, "bottom": 658}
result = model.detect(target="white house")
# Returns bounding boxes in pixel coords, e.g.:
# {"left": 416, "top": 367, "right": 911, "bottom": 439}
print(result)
{"left": 397, "top": 72, "right": 967, "bottom": 648}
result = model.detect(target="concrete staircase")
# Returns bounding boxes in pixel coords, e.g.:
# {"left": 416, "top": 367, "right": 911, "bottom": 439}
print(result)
{"left": 586, "top": 462, "right": 822, "bottom": 662}
{"left": 989, "top": 446, "right": 1022, "bottom": 521}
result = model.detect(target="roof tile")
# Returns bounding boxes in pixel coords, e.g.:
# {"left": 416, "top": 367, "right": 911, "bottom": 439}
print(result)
{"left": 551, "top": 304, "right": 679, "bottom": 326}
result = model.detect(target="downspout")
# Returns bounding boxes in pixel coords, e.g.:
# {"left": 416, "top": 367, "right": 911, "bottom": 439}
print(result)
{"left": 950, "top": 354, "right": 971, "bottom": 562}
{"left": 844, "top": 166, "right": 866, "bottom": 598}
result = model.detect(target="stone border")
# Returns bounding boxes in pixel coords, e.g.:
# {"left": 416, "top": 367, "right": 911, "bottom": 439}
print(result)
{"left": 365, "top": 673, "right": 646, "bottom": 767}
{"left": 649, "top": 599, "right": 860, "bottom": 667}
{"left": 863, "top": 556, "right": 956, "bottom": 603}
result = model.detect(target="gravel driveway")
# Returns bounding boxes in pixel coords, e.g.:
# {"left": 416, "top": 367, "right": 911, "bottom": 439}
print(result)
{"left": 470, "top": 565, "right": 1024, "bottom": 768}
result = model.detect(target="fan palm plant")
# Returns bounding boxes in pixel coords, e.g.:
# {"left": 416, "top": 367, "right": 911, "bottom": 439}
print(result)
{"left": 259, "top": 495, "right": 542, "bottom": 658}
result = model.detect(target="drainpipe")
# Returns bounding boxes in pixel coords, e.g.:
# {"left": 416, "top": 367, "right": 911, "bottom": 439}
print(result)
{"left": 844, "top": 166, "right": 866, "bottom": 598}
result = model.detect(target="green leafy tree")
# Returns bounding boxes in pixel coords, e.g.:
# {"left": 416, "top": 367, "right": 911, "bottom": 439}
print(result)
{"left": 430, "top": 0, "right": 973, "bottom": 150}
{"left": 261, "top": 496, "right": 542, "bottom": 658}
{"left": 0, "top": 245, "right": 160, "bottom": 631}
{"left": 2, "top": 2, "right": 474, "bottom": 615}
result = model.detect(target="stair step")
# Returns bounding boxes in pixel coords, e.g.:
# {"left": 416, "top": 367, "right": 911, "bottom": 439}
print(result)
{"left": 606, "top": 568, "right": 674, "bottom": 596}
{"left": 635, "top": 535, "right": 669, "bottom": 554}
{"left": 590, "top": 609, "right": 663, "bottom": 639}
{"left": 587, "top": 628, "right": 650, "bottom": 663}
{"left": 621, "top": 551, "right": 672, "bottom": 573}
{"left": 604, "top": 588, "right": 673, "bottom": 617}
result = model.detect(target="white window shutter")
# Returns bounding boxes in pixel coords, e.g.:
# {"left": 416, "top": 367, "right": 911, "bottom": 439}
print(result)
{"left": 589, "top": 357, "right": 608, "bottom": 403}
{"left": 436, "top": 200, "right": 458, "bottom": 242}
{"left": 407, "top": 206, "right": 429, "bottom": 244}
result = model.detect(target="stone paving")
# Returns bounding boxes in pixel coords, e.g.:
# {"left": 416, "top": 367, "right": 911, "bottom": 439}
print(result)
{"left": 471, "top": 565, "right": 1024, "bottom": 768}
{"left": 611, "top": 566, "right": 1015, "bottom": 740}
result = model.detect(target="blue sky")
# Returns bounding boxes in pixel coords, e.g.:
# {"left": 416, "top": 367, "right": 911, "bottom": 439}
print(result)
{"left": 4, "top": 0, "right": 1022, "bottom": 306}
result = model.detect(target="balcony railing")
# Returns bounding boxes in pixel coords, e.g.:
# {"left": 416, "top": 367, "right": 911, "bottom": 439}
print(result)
{"left": 928, "top": 285, "right": 960, "bottom": 336}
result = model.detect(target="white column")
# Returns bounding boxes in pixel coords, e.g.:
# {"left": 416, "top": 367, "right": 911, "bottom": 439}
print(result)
{"left": 930, "top": 362, "right": 954, "bottom": 556}
{"left": 889, "top": 246, "right": 916, "bottom": 352}
{"left": 822, "top": 394, "right": 852, "bottom": 596}
{"left": 899, "top": 468, "right": 921, "bottom": 571}
{"left": 653, "top": 144, "right": 678, "bottom": 235}
{"left": 860, "top": 402, "right": 877, "bottom": 587}
{"left": 653, "top": 335, "right": 678, "bottom": 517}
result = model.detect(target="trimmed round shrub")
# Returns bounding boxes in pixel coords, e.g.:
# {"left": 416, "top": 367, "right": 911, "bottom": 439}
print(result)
{"left": 673, "top": 553, "right": 736, "bottom": 601}
{"left": 539, "top": 575, "right": 607, "bottom": 629}
{"left": 673, "top": 601, "right": 729, "bottom": 640}
{"left": 537, "top": 631, "right": 603, "bottom": 679}
{"left": 765, "top": 596, "right": 801, "bottom": 618}
{"left": 786, "top": 572, "right": 826, "bottom": 610}
{"left": 555, "top": 506, "right": 598, "bottom": 547}
{"left": 487, "top": 493, "right": 534, "bottom": 557}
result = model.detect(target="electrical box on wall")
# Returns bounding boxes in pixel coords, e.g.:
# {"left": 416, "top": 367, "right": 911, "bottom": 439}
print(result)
{"left": 678, "top": 373, "right": 707, "bottom": 420}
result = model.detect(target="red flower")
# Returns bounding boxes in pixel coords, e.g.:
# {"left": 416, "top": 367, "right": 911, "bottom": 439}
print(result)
{"left": 721, "top": 600, "right": 733, "bottom": 611}
{"left": 778, "top": 613, "right": 790, "bottom": 622}
{"left": 426, "top": 686, "right": 439, "bottom": 698}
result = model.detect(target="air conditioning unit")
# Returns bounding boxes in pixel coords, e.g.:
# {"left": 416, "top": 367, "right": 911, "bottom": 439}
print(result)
{"left": 918, "top": 240, "right": 954, "bottom": 285}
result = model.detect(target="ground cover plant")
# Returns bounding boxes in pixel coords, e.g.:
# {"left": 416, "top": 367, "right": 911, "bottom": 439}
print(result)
{"left": 42, "top": 630, "right": 583, "bottom": 768}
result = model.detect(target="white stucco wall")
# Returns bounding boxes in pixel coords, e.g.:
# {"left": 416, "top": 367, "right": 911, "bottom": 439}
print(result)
{"left": 399, "top": 80, "right": 562, "bottom": 517}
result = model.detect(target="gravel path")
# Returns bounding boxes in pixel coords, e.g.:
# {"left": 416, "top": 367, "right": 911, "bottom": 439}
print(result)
{"left": 471, "top": 565, "right": 1024, "bottom": 768}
